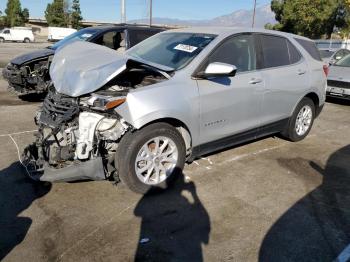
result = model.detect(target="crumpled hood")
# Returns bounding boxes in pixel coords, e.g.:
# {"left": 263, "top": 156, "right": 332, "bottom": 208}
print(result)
{"left": 11, "top": 48, "right": 55, "bottom": 66}
{"left": 328, "top": 65, "right": 350, "bottom": 82}
{"left": 50, "top": 41, "right": 128, "bottom": 97}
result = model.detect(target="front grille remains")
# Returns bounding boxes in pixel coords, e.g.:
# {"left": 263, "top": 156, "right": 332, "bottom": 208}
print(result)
{"left": 39, "top": 89, "right": 79, "bottom": 128}
{"left": 327, "top": 80, "right": 350, "bottom": 89}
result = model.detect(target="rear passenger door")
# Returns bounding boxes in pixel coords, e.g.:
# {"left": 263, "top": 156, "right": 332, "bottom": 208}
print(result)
{"left": 258, "top": 34, "right": 309, "bottom": 125}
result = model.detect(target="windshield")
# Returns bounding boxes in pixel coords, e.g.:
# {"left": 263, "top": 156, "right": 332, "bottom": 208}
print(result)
{"left": 50, "top": 28, "right": 100, "bottom": 50}
{"left": 128, "top": 32, "right": 216, "bottom": 70}
{"left": 334, "top": 54, "right": 350, "bottom": 67}
{"left": 319, "top": 50, "right": 334, "bottom": 59}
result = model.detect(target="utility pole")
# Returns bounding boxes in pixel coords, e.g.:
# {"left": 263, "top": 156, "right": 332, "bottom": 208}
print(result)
{"left": 252, "top": 0, "right": 257, "bottom": 28}
{"left": 121, "top": 0, "right": 126, "bottom": 24}
{"left": 149, "top": 0, "right": 153, "bottom": 26}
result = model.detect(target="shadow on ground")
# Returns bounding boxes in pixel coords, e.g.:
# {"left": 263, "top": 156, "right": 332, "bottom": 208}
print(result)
{"left": 0, "top": 162, "right": 51, "bottom": 260}
{"left": 259, "top": 145, "right": 350, "bottom": 262}
{"left": 326, "top": 97, "right": 350, "bottom": 106}
{"left": 134, "top": 171, "right": 211, "bottom": 262}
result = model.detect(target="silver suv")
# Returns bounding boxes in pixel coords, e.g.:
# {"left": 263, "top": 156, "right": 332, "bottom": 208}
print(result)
{"left": 23, "top": 27, "right": 327, "bottom": 193}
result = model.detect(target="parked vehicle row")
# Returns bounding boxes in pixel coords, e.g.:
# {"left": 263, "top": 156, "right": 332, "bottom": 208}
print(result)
{"left": 2, "top": 25, "right": 165, "bottom": 97}
{"left": 19, "top": 27, "right": 326, "bottom": 193}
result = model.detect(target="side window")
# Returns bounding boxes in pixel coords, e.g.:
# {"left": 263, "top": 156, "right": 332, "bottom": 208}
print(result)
{"left": 287, "top": 40, "right": 302, "bottom": 64}
{"left": 294, "top": 38, "right": 322, "bottom": 61}
{"left": 101, "top": 31, "right": 119, "bottom": 50}
{"left": 260, "top": 35, "right": 290, "bottom": 68}
{"left": 207, "top": 34, "right": 257, "bottom": 73}
{"left": 128, "top": 29, "right": 157, "bottom": 47}
{"left": 4, "top": 30, "right": 10, "bottom": 34}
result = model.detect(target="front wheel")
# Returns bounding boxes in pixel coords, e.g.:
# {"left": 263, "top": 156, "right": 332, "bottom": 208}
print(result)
{"left": 0, "top": 37, "right": 4, "bottom": 43}
{"left": 115, "top": 123, "right": 186, "bottom": 194}
{"left": 24, "top": 38, "right": 30, "bottom": 43}
{"left": 282, "top": 97, "right": 315, "bottom": 142}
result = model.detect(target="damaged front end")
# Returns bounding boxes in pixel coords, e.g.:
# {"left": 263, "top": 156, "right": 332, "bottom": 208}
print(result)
{"left": 3, "top": 57, "right": 52, "bottom": 96}
{"left": 22, "top": 42, "right": 170, "bottom": 182}
{"left": 22, "top": 86, "right": 131, "bottom": 182}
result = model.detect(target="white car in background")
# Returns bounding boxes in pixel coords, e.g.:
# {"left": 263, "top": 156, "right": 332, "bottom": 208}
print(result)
{"left": 48, "top": 27, "right": 77, "bottom": 42}
{"left": 319, "top": 48, "right": 350, "bottom": 65}
{"left": 0, "top": 27, "right": 35, "bottom": 43}
{"left": 327, "top": 54, "right": 350, "bottom": 100}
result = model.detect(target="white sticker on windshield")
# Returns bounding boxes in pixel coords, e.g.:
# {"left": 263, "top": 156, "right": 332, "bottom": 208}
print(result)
{"left": 174, "top": 44, "right": 198, "bottom": 53}
{"left": 82, "top": 33, "right": 92, "bottom": 38}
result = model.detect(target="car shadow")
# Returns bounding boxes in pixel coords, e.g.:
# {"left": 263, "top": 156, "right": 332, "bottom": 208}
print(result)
{"left": 326, "top": 96, "right": 350, "bottom": 106}
{"left": 259, "top": 145, "right": 350, "bottom": 262}
{"left": 0, "top": 161, "right": 51, "bottom": 260}
{"left": 133, "top": 170, "right": 211, "bottom": 262}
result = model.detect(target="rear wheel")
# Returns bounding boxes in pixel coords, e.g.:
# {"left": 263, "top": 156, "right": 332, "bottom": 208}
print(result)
{"left": 0, "top": 37, "right": 4, "bottom": 43}
{"left": 24, "top": 38, "right": 30, "bottom": 43}
{"left": 116, "top": 123, "right": 186, "bottom": 194}
{"left": 282, "top": 97, "right": 315, "bottom": 142}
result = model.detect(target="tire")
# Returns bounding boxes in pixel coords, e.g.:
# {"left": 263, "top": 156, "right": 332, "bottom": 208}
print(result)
{"left": 24, "top": 38, "right": 30, "bottom": 43}
{"left": 282, "top": 97, "right": 315, "bottom": 142}
{"left": 115, "top": 123, "right": 186, "bottom": 194}
{"left": 0, "top": 37, "right": 4, "bottom": 43}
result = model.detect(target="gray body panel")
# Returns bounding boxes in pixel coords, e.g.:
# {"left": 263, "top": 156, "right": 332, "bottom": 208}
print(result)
{"left": 51, "top": 27, "right": 327, "bottom": 149}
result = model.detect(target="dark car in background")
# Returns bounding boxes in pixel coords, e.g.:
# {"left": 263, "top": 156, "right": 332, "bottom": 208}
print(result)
{"left": 2, "top": 25, "right": 165, "bottom": 98}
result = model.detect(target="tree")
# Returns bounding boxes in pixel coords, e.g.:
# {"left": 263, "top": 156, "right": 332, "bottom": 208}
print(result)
{"left": 71, "top": 0, "right": 83, "bottom": 29}
{"left": 269, "top": 0, "right": 350, "bottom": 39}
{"left": 21, "top": 7, "right": 29, "bottom": 23}
{"left": 45, "top": 0, "right": 69, "bottom": 27}
{"left": 5, "top": 0, "right": 25, "bottom": 27}
{"left": 0, "top": 10, "right": 4, "bottom": 28}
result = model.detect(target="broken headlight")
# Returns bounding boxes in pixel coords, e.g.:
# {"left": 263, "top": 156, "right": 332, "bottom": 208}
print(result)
{"left": 87, "top": 94, "right": 126, "bottom": 111}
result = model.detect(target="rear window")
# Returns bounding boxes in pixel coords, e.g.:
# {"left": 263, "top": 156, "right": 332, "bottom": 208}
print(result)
{"left": 260, "top": 35, "right": 301, "bottom": 68}
{"left": 295, "top": 38, "right": 322, "bottom": 61}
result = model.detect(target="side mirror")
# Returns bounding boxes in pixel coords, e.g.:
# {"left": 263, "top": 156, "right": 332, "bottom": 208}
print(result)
{"left": 198, "top": 62, "right": 237, "bottom": 78}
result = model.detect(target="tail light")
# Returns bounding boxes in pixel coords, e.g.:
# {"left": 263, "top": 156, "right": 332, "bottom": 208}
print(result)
{"left": 323, "top": 65, "right": 329, "bottom": 77}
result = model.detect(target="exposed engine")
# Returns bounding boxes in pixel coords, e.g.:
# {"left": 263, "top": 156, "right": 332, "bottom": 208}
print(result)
{"left": 23, "top": 65, "right": 168, "bottom": 182}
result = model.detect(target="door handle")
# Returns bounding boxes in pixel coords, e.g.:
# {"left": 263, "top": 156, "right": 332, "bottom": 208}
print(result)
{"left": 249, "top": 78, "right": 262, "bottom": 84}
{"left": 297, "top": 69, "right": 306, "bottom": 75}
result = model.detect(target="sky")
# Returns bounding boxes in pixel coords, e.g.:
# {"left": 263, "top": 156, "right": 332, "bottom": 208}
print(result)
{"left": 0, "top": 0, "right": 271, "bottom": 22}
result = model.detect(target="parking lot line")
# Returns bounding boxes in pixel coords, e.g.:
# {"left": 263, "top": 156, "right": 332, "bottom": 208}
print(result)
{"left": 0, "top": 129, "right": 36, "bottom": 138}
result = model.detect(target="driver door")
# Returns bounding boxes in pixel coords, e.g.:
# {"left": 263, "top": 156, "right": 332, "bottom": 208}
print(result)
{"left": 196, "top": 34, "right": 264, "bottom": 145}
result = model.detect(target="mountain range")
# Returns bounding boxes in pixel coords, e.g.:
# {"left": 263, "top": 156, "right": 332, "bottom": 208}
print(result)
{"left": 128, "top": 5, "right": 276, "bottom": 28}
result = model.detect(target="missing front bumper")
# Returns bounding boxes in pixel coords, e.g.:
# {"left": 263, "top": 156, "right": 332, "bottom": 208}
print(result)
{"left": 22, "top": 144, "right": 106, "bottom": 182}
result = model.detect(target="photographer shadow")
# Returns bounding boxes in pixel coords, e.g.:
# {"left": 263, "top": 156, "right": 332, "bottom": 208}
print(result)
{"left": 0, "top": 162, "right": 51, "bottom": 260}
{"left": 134, "top": 170, "right": 211, "bottom": 262}
{"left": 259, "top": 145, "right": 350, "bottom": 262}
